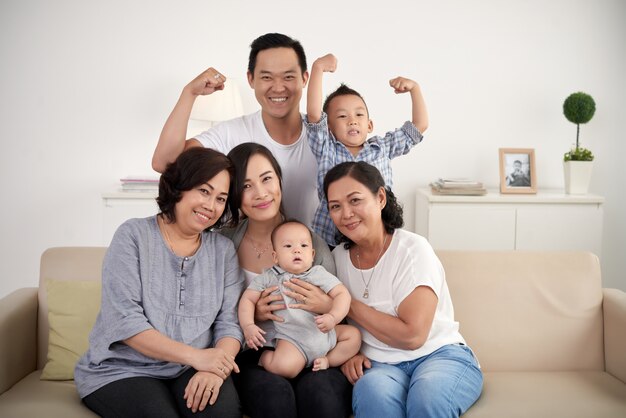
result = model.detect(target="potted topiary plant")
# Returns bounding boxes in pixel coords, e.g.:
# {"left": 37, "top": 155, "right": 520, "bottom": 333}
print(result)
{"left": 562, "top": 91, "right": 596, "bottom": 194}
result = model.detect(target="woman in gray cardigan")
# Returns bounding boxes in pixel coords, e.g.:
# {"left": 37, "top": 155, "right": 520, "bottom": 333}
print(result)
{"left": 75, "top": 148, "right": 244, "bottom": 418}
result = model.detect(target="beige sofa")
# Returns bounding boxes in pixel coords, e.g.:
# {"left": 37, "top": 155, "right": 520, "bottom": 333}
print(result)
{"left": 0, "top": 247, "right": 625, "bottom": 417}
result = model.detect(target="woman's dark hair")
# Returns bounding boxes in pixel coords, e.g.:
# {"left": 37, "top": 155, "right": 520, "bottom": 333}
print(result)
{"left": 323, "top": 161, "right": 403, "bottom": 248}
{"left": 157, "top": 147, "right": 234, "bottom": 229}
{"left": 248, "top": 33, "right": 307, "bottom": 76}
{"left": 226, "top": 143, "right": 285, "bottom": 226}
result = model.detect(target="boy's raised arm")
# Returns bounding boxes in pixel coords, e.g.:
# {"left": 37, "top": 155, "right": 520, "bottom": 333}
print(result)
{"left": 307, "top": 54, "right": 337, "bottom": 124}
{"left": 152, "top": 67, "right": 226, "bottom": 173}
{"left": 389, "top": 77, "right": 429, "bottom": 133}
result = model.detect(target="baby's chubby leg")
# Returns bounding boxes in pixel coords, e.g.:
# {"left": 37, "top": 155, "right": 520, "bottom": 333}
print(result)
{"left": 260, "top": 339, "right": 307, "bottom": 379}
{"left": 314, "top": 324, "right": 361, "bottom": 371}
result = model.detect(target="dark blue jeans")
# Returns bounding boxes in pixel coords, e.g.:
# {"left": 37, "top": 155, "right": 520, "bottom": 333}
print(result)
{"left": 234, "top": 348, "right": 352, "bottom": 418}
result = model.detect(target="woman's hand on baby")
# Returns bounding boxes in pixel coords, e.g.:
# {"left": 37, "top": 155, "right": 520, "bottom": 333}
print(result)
{"left": 243, "top": 324, "right": 266, "bottom": 350}
{"left": 315, "top": 313, "right": 336, "bottom": 333}
{"left": 283, "top": 278, "right": 333, "bottom": 314}
{"left": 340, "top": 352, "right": 372, "bottom": 385}
{"left": 191, "top": 347, "right": 239, "bottom": 379}
{"left": 185, "top": 67, "right": 226, "bottom": 96}
{"left": 184, "top": 371, "right": 223, "bottom": 412}
{"left": 389, "top": 76, "right": 418, "bottom": 94}
{"left": 254, "top": 286, "right": 286, "bottom": 322}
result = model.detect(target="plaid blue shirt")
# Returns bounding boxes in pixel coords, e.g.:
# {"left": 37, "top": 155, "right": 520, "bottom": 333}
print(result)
{"left": 306, "top": 112, "right": 423, "bottom": 245}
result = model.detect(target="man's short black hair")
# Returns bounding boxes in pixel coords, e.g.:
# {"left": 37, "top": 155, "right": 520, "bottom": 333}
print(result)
{"left": 248, "top": 33, "right": 307, "bottom": 76}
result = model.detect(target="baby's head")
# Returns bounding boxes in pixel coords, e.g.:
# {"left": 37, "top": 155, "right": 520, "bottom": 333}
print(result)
{"left": 323, "top": 84, "right": 373, "bottom": 153}
{"left": 271, "top": 219, "right": 315, "bottom": 275}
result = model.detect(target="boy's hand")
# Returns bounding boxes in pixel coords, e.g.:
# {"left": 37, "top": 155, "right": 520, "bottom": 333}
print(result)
{"left": 389, "top": 76, "right": 418, "bottom": 94}
{"left": 315, "top": 313, "right": 336, "bottom": 333}
{"left": 242, "top": 324, "right": 266, "bottom": 350}
{"left": 312, "top": 54, "right": 338, "bottom": 73}
{"left": 185, "top": 67, "right": 226, "bottom": 96}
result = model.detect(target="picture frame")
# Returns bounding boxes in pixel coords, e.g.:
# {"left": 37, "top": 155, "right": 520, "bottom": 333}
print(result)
{"left": 499, "top": 148, "right": 537, "bottom": 194}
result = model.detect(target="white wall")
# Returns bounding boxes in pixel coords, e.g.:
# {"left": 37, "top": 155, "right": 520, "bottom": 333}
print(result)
{"left": 1, "top": 0, "right": 624, "bottom": 298}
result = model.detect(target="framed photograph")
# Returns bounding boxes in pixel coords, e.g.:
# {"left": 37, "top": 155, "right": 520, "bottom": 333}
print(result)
{"left": 499, "top": 148, "right": 537, "bottom": 194}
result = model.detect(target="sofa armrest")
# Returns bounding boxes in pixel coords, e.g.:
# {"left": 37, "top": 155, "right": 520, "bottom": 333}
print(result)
{"left": 0, "top": 288, "right": 38, "bottom": 394}
{"left": 603, "top": 287, "right": 626, "bottom": 383}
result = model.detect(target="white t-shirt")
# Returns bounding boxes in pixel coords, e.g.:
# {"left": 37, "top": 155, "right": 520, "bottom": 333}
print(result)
{"left": 333, "top": 229, "right": 465, "bottom": 363}
{"left": 195, "top": 111, "right": 319, "bottom": 228}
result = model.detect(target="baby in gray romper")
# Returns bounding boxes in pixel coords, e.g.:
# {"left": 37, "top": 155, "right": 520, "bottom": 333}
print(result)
{"left": 238, "top": 220, "right": 360, "bottom": 379}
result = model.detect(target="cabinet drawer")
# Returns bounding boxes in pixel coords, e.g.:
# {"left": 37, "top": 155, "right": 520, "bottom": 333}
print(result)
{"left": 516, "top": 205, "right": 603, "bottom": 254}
{"left": 415, "top": 188, "right": 603, "bottom": 255}
{"left": 428, "top": 206, "right": 516, "bottom": 250}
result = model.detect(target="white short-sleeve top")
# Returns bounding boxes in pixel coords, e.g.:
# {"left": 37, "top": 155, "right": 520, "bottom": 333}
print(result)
{"left": 333, "top": 229, "right": 465, "bottom": 363}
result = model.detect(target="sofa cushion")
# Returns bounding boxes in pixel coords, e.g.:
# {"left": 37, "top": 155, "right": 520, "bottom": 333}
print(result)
{"left": 0, "top": 371, "right": 97, "bottom": 418}
{"left": 37, "top": 247, "right": 107, "bottom": 369}
{"left": 438, "top": 251, "right": 604, "bottom": 372}
{"left": 464, "top": 371, "right": 626, "bottom": 418}
{"left": 41, "top": 279, "right": 101, "bottom": 380}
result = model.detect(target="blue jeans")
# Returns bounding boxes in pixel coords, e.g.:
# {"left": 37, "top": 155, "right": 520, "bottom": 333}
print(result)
{"left": 352, "top": 344, "right": 483, "bottom": 418}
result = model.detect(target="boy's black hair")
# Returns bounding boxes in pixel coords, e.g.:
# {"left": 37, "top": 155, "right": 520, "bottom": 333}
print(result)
{"left": 322, "top": 83, "right": 369, "bottom": 115}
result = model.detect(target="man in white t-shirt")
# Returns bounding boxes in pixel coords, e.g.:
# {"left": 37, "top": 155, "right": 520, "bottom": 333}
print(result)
{"left": 152, "top": 33, "right": 318, "bottom": 227}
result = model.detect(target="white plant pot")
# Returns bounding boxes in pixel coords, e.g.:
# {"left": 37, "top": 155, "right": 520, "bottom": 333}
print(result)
{"left": 564, "top": 160, "right": 593, "bottom": 194}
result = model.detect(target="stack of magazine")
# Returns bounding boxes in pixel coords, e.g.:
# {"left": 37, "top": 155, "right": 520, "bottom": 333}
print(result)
{"left": 119, "top": 175, "right": 159, "bottom": 192}
{"left": 430, "top": 178, "right": 486, "bottom": 196}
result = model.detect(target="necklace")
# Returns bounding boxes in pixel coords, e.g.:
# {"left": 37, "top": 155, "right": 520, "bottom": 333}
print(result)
{"left": 246, "top": 235, "right": 271, "bottom": 259}
{"left": 355, "top": 233, "right": 389, "bottom": 299}
{"left": 160, "top": 216, "right": 200, "bottom": 256}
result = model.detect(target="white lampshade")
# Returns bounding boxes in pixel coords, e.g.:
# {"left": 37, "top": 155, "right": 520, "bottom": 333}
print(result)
{"left": 189, "top": 78, "right": 244, "bottom": 123}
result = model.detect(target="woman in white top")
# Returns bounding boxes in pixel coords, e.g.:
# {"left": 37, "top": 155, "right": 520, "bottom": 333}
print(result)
{"left": 322, "top": 161, "right": 483, "bottom": 418}
{"left": 220, "top": 143, "right": 352, "bottom": 418}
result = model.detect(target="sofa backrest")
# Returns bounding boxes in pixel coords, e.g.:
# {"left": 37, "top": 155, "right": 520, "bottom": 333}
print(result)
{"left": 438, "top": 250, "right": 604, "bottom": 372}
{"left": 36, "top": 248, "right": 604, "bottom": 373}
{"left": 37, "top": 247, "right": 107, "bottom": 369}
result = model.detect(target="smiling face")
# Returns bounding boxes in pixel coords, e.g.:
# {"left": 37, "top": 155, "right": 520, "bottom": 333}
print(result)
{"left": 247, "top": 47, "right": 309, "bottom": 121}
{"left": 174, "top": 169, "right": 230, "bottom": 234}
{"left": 325, "top": 94, "right": 373, "bottom": 154}
{"left": 240, "top": 153, "right": 283, "bottom": 222}
{"left": 326, "top": 175, "right": 386, "bottom": 245}
{"left": 271, "top": 222, "right": 315, "bottom": 275}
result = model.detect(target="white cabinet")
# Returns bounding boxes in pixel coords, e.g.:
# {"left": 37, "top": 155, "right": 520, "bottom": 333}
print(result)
{"left": 102, "top": 192, "right": 158, "bottom": 245}
{"left": 415, "top": 188, "right": 604, "bottom": 256}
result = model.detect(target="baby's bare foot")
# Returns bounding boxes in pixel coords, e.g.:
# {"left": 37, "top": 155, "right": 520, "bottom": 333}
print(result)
{"left": 312, "top": 357, "right": 329, "bottom": 371}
